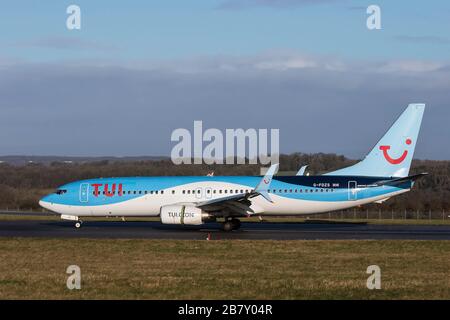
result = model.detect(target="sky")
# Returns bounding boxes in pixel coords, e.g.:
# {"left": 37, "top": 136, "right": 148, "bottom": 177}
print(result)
{"left": 0, "top": 0, "right": 449, "bottom": 159}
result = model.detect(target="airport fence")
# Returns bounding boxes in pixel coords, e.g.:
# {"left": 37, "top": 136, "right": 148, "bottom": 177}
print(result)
{"left": 308, "top": 209, "right": 449, "bottom": 221}
{"left": 0, "top": 207, "right": 51, "bottom": 215}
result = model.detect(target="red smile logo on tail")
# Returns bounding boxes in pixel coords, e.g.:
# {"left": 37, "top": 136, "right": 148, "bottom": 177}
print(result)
{"left": 379, "top": 139, "right": 412, "bottom": 164}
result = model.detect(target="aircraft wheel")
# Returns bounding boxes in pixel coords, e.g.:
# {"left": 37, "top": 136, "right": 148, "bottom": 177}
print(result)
{"left": 222, "top": 221, "right": 234, "bottom": 232}
{"left": 75, "top": 221, "right": 82, "bottom": 229}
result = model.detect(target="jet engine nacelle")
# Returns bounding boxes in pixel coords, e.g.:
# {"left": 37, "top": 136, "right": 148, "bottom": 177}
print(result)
{"left": 160, "top": 204, "right": 215, "bottom": 225}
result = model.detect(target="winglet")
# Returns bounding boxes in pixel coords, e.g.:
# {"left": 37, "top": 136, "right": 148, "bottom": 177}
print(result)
{"left": 254, "top": 163, "right": 279, "bottom": 202}
{"left": 296, "top": 165, "right": 308, "bottom": 176}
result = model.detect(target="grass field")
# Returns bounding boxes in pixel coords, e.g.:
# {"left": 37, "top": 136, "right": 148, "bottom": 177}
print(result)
{"left": 0, "top": 238, "right": 449, "bottom": 299}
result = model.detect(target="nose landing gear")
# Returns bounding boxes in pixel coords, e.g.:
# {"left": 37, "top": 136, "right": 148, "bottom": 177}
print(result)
{"left": 74, "top": 220, "right": 83, "bottom": 229}
{"left": 222, "top": 218, "right": 241, "bottom": 232}
{"left": 61, "top": 215, "right": 82, "bottom": 228}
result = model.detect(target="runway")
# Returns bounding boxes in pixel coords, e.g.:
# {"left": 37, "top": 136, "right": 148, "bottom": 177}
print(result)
{"left": 1, "top": 219, "right": 450, "bottom": 240}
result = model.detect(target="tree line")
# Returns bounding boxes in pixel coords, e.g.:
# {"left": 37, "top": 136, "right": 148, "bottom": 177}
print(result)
{"left": 0, "top": 153, "right": 448, "bottom": 211}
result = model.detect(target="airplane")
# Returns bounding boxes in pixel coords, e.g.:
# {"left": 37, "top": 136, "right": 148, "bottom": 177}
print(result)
{"left": 39, "top": 103, "right": 426, "bottom": 231}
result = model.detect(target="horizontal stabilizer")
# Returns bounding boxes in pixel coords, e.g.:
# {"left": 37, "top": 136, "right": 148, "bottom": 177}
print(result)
{"left": 375, "top": 173, "right": 428, "bottom": 187}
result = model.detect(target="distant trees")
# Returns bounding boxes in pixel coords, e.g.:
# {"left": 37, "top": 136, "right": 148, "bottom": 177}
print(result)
{"left": 0, "top": 154, "right": 448, "bottom": 211}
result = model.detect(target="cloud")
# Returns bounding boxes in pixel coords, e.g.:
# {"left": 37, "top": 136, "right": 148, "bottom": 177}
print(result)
{"left": 138, "top": 53, "right": 335, "bottom": 73}
{"left": 217, "top": 0, "right": 345, "bottom": 10}
{"left": 0, "top": 53, "right": 449, "bottom": 159}
{"left": 394, "top": 35, "right": 450, "bottom": 45}
{"left": 121, "top": 52, "right": 446, "bottom": 75}
{"left": 374, "top": 60, "right": 444, "bottom": 73}
{"left": 15, "top": 36, "right": 120, "bottom": 52}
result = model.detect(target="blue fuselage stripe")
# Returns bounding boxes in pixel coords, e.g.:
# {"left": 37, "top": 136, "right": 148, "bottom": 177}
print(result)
{"left": 41, "top": 175, "right": 410, "bottom": 207}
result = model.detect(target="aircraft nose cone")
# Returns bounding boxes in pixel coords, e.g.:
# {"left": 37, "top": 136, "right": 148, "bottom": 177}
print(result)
{"left": 39, "top": 200, "right": 48, "bottom": 209}
{"left": 39, "top": 197, "right": 52, "bottom": 210}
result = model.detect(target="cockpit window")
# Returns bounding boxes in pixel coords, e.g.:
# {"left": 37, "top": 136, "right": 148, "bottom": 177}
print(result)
{"left": 56, "top": 189, "right": 67, "bottom": 195}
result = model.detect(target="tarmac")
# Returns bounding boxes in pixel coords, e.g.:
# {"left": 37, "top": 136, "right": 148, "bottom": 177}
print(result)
{"left": 1, "top": 219, "right": 450, "bottom": 240}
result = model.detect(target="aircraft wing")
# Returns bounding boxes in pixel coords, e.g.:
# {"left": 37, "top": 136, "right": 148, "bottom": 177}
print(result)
{"left": 195, "top": 163, "right": 279, "bottom": 216}
{"left": 196, "top": 192, "right": 256, "bottom": 216}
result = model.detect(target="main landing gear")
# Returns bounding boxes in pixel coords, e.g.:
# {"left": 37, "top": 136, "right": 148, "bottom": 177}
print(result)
{"left": 222, "top": 218, "right": 241, "bottom": 232}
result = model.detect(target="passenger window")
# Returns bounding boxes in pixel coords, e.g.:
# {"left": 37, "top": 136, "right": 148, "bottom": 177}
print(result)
{"left": 172, "top": 190, "right": 175, "bottom": 194}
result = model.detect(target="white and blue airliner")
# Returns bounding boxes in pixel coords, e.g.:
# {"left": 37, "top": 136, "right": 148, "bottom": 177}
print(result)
{"left": 40, "top": 104, "right": 426, "bottom": 231}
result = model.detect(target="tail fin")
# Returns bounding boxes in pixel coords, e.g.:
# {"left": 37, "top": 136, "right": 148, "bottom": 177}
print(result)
{"left": 325, "top": 103, "right": 425, "bottom": 177}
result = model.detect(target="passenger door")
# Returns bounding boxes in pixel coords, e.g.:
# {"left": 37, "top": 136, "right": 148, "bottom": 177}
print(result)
{"left": 348, "top": 181, "right": 358, "bottom": 201}
{"left": 79, "top": 183, "right": 89, "bottom": 203}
